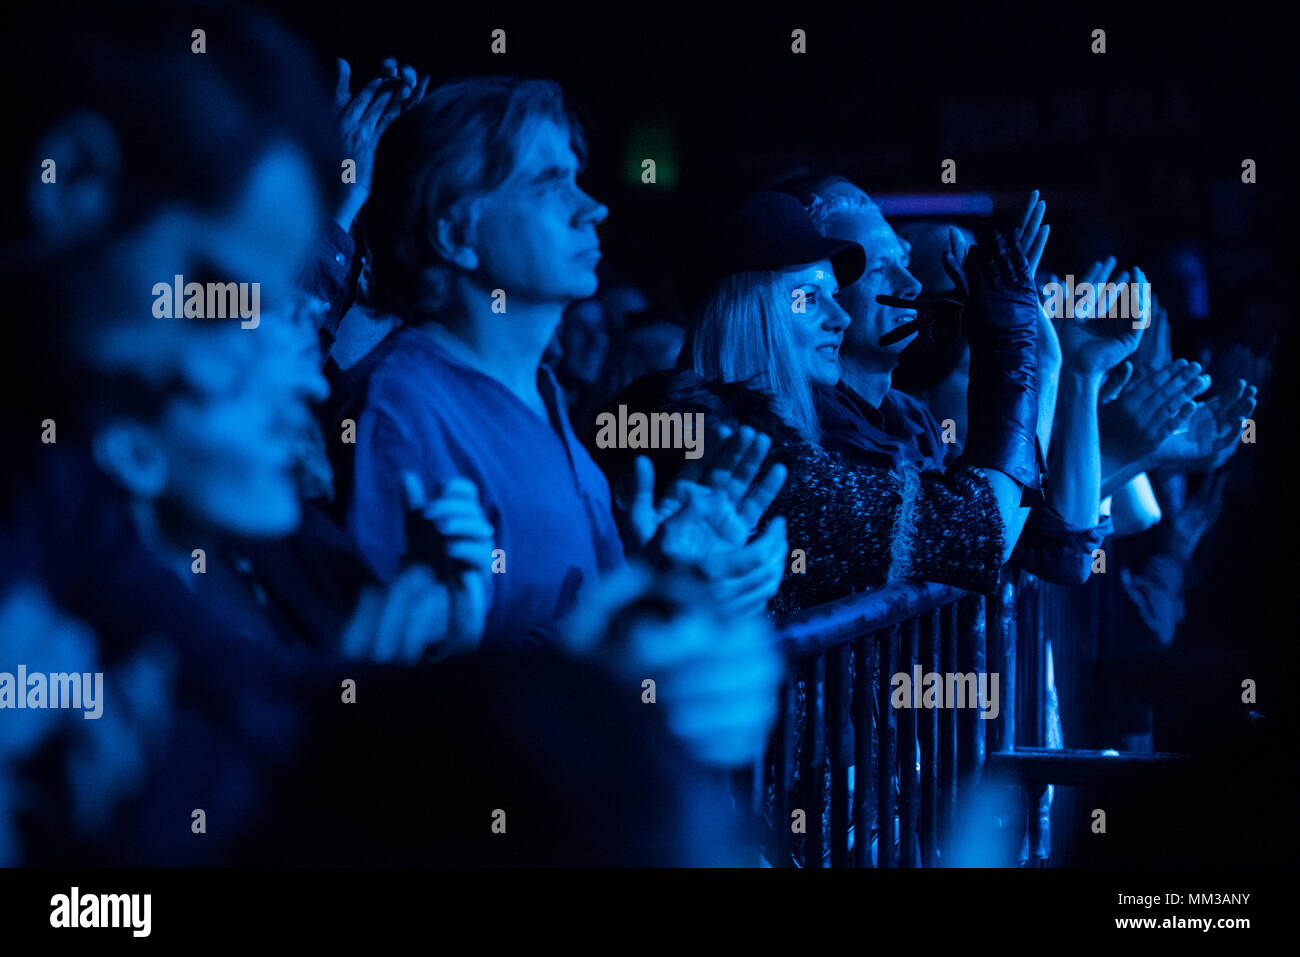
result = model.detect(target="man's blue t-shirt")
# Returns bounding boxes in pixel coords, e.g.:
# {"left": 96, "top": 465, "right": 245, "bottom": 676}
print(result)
{"left": 348, "top": 325, "right": 626, "bottom": 647}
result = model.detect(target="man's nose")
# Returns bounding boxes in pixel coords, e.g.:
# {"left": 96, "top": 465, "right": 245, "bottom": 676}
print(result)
{"left": 892, "top": 264, "right": 923, "bottom": 301}
{"left": 300, "top": 368, "right": 329, "bottom": 403}
{"left": 576, "top": 188, "right": 609, "bottom": 227}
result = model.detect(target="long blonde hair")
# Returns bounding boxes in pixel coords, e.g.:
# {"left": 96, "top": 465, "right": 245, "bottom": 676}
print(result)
{"left": 685, "top": 269, "right": 821, "bottom": 442}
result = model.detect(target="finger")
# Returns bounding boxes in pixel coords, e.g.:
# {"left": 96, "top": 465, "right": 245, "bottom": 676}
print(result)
{"left": 992, "top": 233, "right": 1015, "bottom": 284}
{"left": 712, "top": 546, "right": 785, "bottom": 605}
{"left": 630, "top": 455, "right": 656, "bottom": 522}
{"left": 1224, "top": 391, "right": 1256, "bottom": 428}
{"left": 406, "top": 74, "right": 431, "bottom": 108}
{"left": 359, "top": 89, "right": 396, "bottom": 131}
{"left": 1130, "top": 266, "right": 1152, "bottom": 329}
{"left": 1093, "top": 255, "right": 1117, "bottom": 288}
{"left": 400, "top": 585, "right": 449, "bottom": 662}
{"left": 380, "top": 57, "right": 399, "bottom": 76}
{"left": 339, "top": 76, "right": 385, "bottom": 126}
{"left": 377, "top": 88, "right": 407, "bottom": 132}
{"left": 1145, "top": 366, "right": 1207, "bottom": 422}
{"left": 1099, "top": 361, "right": 1133, "bottom": 403}
{"left": 737, "top": 463, "right": 787, "bottom": 530}
{"left": 727, "top": 431, "right": 771, "bottom": 501}
{"left": 374, "top": 566, "right": 435, "bottom": 662}
{"left": 716, "top": 565, "right": 785, "bottom": 618}
{"left": 1097, "top": 270, "right": 1128, "bottom": 318}
{"left": 1166, "top": 400, "right": 1197, "bottom": 435}
{"left": 399, "top": 63, "right": 418, "bottom": 87}
{"left": 706, "top": 514, "right": 785, "bottom": 580}
{"left": 1014, "top": 190, "right": 1039, "bottom": 246}
{"left": 443, "top": 539, "right": 494, "bottom": 572}
{"left": 941, "top": 249, "right": 967, "bottom": 298}
{"left": 402, "top": 470, "right": 428, "bottom": 511}
{"left": 334, "top": 58, "right": 352, "bottom": 104}
{"left": 422, "top": 492, "right": 490, "bottom": 521}
{"left": 428, "top": 514, "right": 496, "bottom": 542}
{"left": 432, "top": 476, "right": 480, "bottom": 501}
{"left": 341, "top": 586, "right": 384, "bottom": 659}
{"left": 1005, "top": 234, "right": 1031, "bottom": 283}
{"left": 707, "top": 426, "right": 754, "bottom": 490}
{"left": 674, "top": 425, "right": 731, "bottom": 488}
{"left": 1018, "top": 201, "right": 1044, "bottom": 258}
{"left": 1026, "top": 222, "right": 1049, "bottom": 277}
{"left": 1126, "top": 359, "right": 1188, "bottom": 404}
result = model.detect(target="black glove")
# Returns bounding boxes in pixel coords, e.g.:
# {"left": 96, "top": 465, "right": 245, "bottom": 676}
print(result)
{"left": 961, "top": 232, "right": 1045, "bottom": 503}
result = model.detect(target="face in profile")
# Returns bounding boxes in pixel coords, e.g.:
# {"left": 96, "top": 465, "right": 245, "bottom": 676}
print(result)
{"left": 782, "top": 260, "right": 851, "bottom": 388}
{"left": 153, "top": 299, "right": 327, "bottom": 538}
{"left": 819, "top": 187, "right": 922, "bottom": 370}
{"left": 470, "top": 117, "right": 609, "bottom": 306}
{"left": 88, "top": 143, "right": 327, "bottom": 538}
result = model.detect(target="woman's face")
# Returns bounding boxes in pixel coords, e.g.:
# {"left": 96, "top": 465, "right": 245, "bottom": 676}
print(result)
{"left": 783, "top": 260, "right": 852, "bottom": 387}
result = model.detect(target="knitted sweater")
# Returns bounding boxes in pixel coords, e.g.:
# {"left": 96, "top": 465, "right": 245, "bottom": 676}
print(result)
{"left": 588, "top": 368, "right": 1007, "bottom": 619}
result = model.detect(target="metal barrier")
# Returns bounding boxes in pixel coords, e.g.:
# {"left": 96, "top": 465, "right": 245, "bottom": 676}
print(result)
{"left": 757, "top": 571, "right": 1184, "bottom": 867}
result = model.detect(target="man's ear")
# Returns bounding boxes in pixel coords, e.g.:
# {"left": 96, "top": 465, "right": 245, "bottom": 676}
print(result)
{"left": 27, "top": 111, "right": 123, "bottom": 245}
{"left": 91, "top": 420, "right": 168, "bottom": 500}
{"left": 431, "top": 208, "right": 480, "bottom": 272}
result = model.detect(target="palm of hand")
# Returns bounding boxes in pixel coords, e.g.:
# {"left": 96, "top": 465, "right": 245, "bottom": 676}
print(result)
{"left": 1157, "top": 400, "right": 1234, "bottom": 468}
{"left": 1059, "top": 314, "right": 1139, "bottom": 374}
{"left": 651, "top": 483, "right": 748, "bottom": 567}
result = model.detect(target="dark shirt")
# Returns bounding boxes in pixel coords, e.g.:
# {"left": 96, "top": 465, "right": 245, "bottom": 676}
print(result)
{"left": 816, "top": 382, "right": 952, "bottom": 474}
{"left": 349, "top": 326, "right": 626, "bottom": 648}
{"left": 817, "top": 381, "right": 1112, "bottom": 586}
{"left": 4, "top": 446, "right": 726, "bottom": 866}
{"left": 295, "top": 221, "right": 360, "bottom": 358}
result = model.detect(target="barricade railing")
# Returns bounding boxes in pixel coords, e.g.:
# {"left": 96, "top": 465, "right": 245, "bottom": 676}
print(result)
{"left": 754, "top": 572, "right": 1184, "bottom": 867}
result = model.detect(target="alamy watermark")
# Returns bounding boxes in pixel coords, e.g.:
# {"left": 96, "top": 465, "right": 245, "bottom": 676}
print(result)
{"left": 890, "top": 666, "right": 1000, "bottom": 720}
{"left": 0, "top": 665, "right": 103, "bottom": 719}
{"left": 594, "top": 406, "right": 705, "bottom": 459}
{"left": 152, "top": 274, "right": 260, "bottom": 328}
{"left": 1042, "top": 274, "right": 1151, "bottom": 328}
{"left": 50, "top": 887, "right": 151, "bottom": 937}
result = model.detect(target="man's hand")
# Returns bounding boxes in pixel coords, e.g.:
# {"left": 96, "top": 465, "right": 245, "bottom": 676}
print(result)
{"left": 1151, "top": 378, "right": 1257, "bottom": 472}
{"left": 1100, "top": 358, "right": 1207, "bottom": 474}
{"left": 697, "top": 516, "right": 788, "bottom": 618}
{"left": 556, "top": 565, "right": 782, "bottom": 767}
{"left": 625, "top": 424, "right": 787, "bottom": 556}
{"left": 341, "top": 473, "right": 493, "bottom": 663}
{"left": 334, "top": 57, "right": 430, "bottom": 231}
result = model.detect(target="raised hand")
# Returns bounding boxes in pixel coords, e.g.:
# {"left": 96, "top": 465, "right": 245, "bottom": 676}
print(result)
{"left": 1055, "top": 266, "right": 1148, "bottom": 376}
{"left": 1152, "top": 378, "right": 1257, "bottom": 472}
{"left": 695, "top": 515, "right": 788, "bottom": 618}
{"left": 1013, "top": 189, "right": 1050, "bottom": 277}
{"left": 626, "top": 424, "right": 787, "bottom": 554}
{"left": 333, "top": 57, "right": 429, "bottom": 230}
{"left": 1164, "top": 470, "right": 1229, "bottom": 561}
{"left": 1099, "top": 358, "right": 1207, "bottom": 482}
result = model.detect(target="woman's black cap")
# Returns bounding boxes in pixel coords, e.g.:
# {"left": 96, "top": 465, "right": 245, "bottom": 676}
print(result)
{"left": 684, "top": 191, "right": 866, "bottom": 304}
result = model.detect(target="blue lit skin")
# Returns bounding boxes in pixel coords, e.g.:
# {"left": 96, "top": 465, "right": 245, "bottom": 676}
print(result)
{"left": 784, "top": 260, "right": 851, "bottom": 387}
{"left": 820, "top": 190, "right": 923, "bottom": 372}
{"left": 469, "top": 118, "right": 609, "bottom": 305}
{"left": 89, "top": 143, "right": 327, "bottom": 538}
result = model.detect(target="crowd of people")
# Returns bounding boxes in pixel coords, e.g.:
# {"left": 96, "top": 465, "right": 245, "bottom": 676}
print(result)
{"left": 0, "top": 2, "right": 1266, "bottom": 866}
